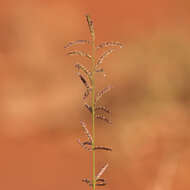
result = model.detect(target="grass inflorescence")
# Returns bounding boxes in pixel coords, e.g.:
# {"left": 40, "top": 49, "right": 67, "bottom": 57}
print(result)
{"left": 65, "top": 15, "right": 123, "bottom": 189}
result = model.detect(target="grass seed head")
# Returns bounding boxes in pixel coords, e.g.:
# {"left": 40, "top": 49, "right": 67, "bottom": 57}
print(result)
{"left": 85, "top": 15, "right": 95, "bottom": 37}
{"left": 80, "top": 121, "right": 93, "bottom": 142}
{"left": 84, "top": 103, "right": 93, "bottom": 113}
{"left": 64, "top": 40, "right": 89, "bottom": 49}
{"left": 97, "top": 49, "right": 115, "bottom": 66}
{"left": 96, "top": 114, "right": 112, "bottom": 124}
{"left": 94, "top": 146, "right": 112, "bottom": 151}
{"left": 96, "top": 41, "right": 123, "bottom": 50}
{"left": 78, "top": 73, "right": 91, "bottom": 91}
{"left": 67, "top": 50, "right": 92, "bottom": 60}
{"left": 75, "top": 63, "right": 92, "bottom": 78}
{"left": 96, "top": 85, "right": 112, "bottom": 103}
{"left": 96, "top": 163, "right": 109, "bottom": 180}
{"left": 95, "top": 106, "right": 111, "bottom": 114}
{"left": 95, "top": 68, "right": 104, "bottom": 72}
{"left": 83, "top": 88, "right": 92, "bottom": 99}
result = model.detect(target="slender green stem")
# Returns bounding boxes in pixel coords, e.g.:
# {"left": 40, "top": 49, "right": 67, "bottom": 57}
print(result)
{"left": 86, "top": 14, "right": 96, "bottom": 190}
{"left": 91, "top": 32, "right": 96, "bottom": 190}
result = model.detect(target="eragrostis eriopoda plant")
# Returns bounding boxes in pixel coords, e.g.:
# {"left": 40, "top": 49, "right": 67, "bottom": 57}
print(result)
{"left": 65, "top": 15, "right": 123, "bottom": 189}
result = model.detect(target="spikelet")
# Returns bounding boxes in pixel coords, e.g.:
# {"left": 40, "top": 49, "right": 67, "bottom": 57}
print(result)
{"left": 77, "top": 139, "right": 85, "bottom": 149}
{"left": 93, "top": 146, "right": 112, "bottom": 151}
{"left": 95, "top": 106, "right": 111, "bottom": 114}
{"left": 78, "top": 73, "right": 92, "bottom": 99}
{"left": 86, "top": 15, "right": 95, "bottom": 36}
{"left": 80, "top": 121, "right": 92, "bottom": 142}
{"left": 78, "top": 73, "right": 91, "bottom": 90}
{"left": 77, "top": 139, "right": 92, "bottom": 151}
{"left": 95, "top": 68, "right": 104, "bottom": 72}
{"left": 95, "top": 67, "right": 107, "bottom": 77}
{"left": 96, "top": 114, "right": 112, "bottom": 124}
{"left": 83, "top": 90, "right": 89, "bottom": 99}
{"left": 64, "top": 40, "right": 89, "bottom": 49}
{"left": 75, "top": 63, "right": 92, "bottom": 79}
{"left": 67, "top": 50, "right": 92, "bottom": 60}
{"left": 84, "top": 103, "right": 92, "bottom": 113}
{"left": 79, "top": 74, "right": 87, "bottom": 87}
{"left": 78, "top": 138, "right": 112, "bottom": 152}
{"left": 96, "top": 163, "right": 109, "bottom": 180}
{"left": 84, "top": 146, "right": 112, "bottom": 152}
{"left": 78, "top": 139, "right": 112, "bottom": 152}
{"left": 82, "top": 178, "right": 91, "bottom": 185}
{"left": 77, "top": 139, "right": 85, "bottom": 147}
{"left": 96, "top": 41, "right": 123, "bottom": 50}
{"left": 96, "top": 85, "right": 112, "bottom": 103}
{"left": 83, "top": 141, "right": 92, "bottom": 146}
{"left": 95, "top": 182, "right": 106, "bottom": 186}
{"left": 82, "top": 178, "right": 106, "bottom": 187}
{"left": 96, "top": 179, "right": 105, "bottom": 182}
{"left": 83, "top": 88, "right": 92, "bottom": 99}
{"left": 96, "top": 49, "right": 115, "bottom": 66}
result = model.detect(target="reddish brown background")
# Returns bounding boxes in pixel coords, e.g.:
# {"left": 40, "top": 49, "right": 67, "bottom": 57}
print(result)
{"left": 1, "top": 0, "right": 190, "bottom": 190}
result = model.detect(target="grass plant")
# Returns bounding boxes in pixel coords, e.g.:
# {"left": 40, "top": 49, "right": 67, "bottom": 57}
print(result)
{"left": 65, "top": 15, "right": 123, "bottom": 189}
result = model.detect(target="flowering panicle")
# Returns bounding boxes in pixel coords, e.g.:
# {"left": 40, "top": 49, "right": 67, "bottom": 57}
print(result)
{"left": 66, "top": 15, "right": 123, "bottom": 189}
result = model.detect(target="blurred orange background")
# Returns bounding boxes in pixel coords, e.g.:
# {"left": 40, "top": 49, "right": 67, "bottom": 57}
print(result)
{"left": 1, "top": 0, "right": 190, "bottom": 189}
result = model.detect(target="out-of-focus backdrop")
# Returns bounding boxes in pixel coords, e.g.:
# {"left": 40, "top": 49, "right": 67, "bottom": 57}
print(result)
{"left": 1, "top": 0, "right": 190, "bottom": 189}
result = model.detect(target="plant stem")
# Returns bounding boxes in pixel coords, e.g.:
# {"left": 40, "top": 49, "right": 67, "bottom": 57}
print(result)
{"left": 91, "top": 31, "right": 96, "bottom": 190}
{"left": 86, "top": 14, "right": 96, "bottom": 190}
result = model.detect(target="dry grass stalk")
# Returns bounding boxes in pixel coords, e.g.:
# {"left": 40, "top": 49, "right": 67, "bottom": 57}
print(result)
{"left": 96, "top": 41, "right": 123, "bottom": 49}
{"left": 64, "top": 40, "right": 89, "bottom": 49}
